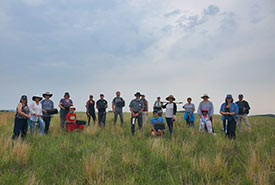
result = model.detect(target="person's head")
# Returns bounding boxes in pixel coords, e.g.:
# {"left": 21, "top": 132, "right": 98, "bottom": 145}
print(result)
{"left": 43, "top": 92, "right": 53, "bottom": 100}
{"left": 116, "top": 91, "right": 120, "bottom": 97}
{"left": 64, "top": 92, "right": 70, "bottom": 99}
{"left": 166, "top": 95, "right": 175, "bottom": 103}
{"left": 135, "top": 92, "right": 141, "bottom": 99}
{"left": 141, "top": 95, "right": 145, "bottom": 99}
{"left": 225, "top": 94, "right": 233, "bottom": 104}
{"left": 153, "top": 110, "right": 158, "bottom": 118}
{"left": 20, "top": 95, "right": 28, "bottom": 105}
{"left": 100, "top": 94, "right": 104, "bottom": 100}
{"left": 69, "top": 106, "right": 76, "bottom": 113}
{"left": 187, "top": 97, "right": 192, "bottom": 103}
{"left": 201, "top": 94, "right": 210, "bottom": 101}
{"left": 202, "top": 109, "right": 208, "bottom": 116}
{"left": 157, "top": 97, "right": 161, "bottom": 101}
{"left": 32, "top": 96, "right": 42, "bottom": 103}
{"left": 238, "top": 94, "right": 244, "bottom": 101}
{"left": 89, "top": 95, "right": 93, "bottom": 100}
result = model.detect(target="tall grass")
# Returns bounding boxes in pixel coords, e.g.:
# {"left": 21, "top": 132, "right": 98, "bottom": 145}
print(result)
{"left": 0, "top": 112, "right": 274, "bottom": 185}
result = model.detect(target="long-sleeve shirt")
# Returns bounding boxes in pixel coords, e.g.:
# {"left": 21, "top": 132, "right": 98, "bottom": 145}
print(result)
{"left": 162, "top": 102, "right": 177, "bottom": 118}
{"left": 220, "top": 103, "right": 239, "bottom": 121}
{"left": 197, "top": 101, "right": 214, "bottom": 117}
{"left": 29, "top": 101, "right": 43, "bottom": 122}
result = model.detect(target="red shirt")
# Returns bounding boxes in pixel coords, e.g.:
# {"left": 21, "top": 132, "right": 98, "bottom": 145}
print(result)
{"left": 66, "top": 112, "right": 77, "bottom": 123}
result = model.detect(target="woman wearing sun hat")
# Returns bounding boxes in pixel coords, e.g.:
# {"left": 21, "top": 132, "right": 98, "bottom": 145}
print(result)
{"left": 29, "top": 95, "right": 44, "bottom": 135}
{"left": 41, "top": 92, "right": 54, "bottom": 134}
{"left": 59, "top": 92, "right": 73, "bottom": 129}
{"left": 162, "top": 95, "right": 177, "bottom": 134}
{"left": 12, "top": 95, "right": 31, "bottom": 140}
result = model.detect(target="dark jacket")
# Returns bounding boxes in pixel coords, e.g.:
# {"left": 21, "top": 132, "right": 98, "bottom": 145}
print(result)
{"left": 236, "top": 100, "right": 250, "bottom": 115}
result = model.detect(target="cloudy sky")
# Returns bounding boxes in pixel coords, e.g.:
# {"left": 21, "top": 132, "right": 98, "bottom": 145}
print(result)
{"left": 0, "top": 0, "right": 274, "bottom": 114}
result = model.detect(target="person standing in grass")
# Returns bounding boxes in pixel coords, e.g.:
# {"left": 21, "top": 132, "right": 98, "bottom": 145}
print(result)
{"left": 220, "top": 94, "right": 239, "bottom": 139}
{"left": 96, "top": 94, "right": 108, "bottom": 128}
{"left": 141, "top": 94, "right": 149, "bottom": 125}
{"left": 41, "top": 92, "right": 54, "bottom": 134}
{"left": 236, "top": 94, "right": 251, "bottom": 132}
{"left": 86, "top": 95, "right": 96, "bottom": 126}
{"left": 153, "top": 97, "right": 163, "bottom": 117}
{"left": 112, "top": 91, "right": 125, "bottom": 127}
{"left": 29, "top": 95, "right": 44, "bottom": 136}
{"left": 12, "top": 95, "right": 30, "bottom": 140}
{"left": 150, "top": 111, "right": 165, "bottom": 136}
{"left": 59, "top": 92, "right": 73, "bottom": 130}
{"left": 162, "top": 95, "right": 177, "bottom": 134}
{"left": 129, "top": 92, "right": 144, "bottom": 135}
{"left": 183, "top": 97, "right": 195, "bottom": 127}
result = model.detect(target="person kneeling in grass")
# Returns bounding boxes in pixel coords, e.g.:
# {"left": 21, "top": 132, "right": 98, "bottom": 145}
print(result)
{"left": 66, "top": 106, "right": 84, "bottom": 132}
{"left": 199, "top": 109, "right": 215, "bottom": 135}
{"left": 150, "top": 111, "right": 165, "bottom": 136}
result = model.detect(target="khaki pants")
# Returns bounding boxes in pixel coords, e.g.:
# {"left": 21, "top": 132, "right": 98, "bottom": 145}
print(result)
{"left": 142, "top": 112, "right": 148, "bottom": 125}
{"left": 237, "top": 114, "right": 251, "bottom": 131}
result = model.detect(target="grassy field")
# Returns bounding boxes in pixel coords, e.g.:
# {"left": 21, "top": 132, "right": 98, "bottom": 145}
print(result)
{"left": 0, "top": 112, "right": 274, "bottom": 185}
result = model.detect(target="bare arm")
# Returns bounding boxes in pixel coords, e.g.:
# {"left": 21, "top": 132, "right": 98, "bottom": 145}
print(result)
{"left": 17, "top": 104, "right": 30, "bottom": 119}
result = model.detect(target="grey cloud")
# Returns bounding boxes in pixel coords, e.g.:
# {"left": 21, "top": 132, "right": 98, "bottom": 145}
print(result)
{"left": 164, "top": 9, "right": 181, "bottom": 17}
{"left": 203, "top": 5, "right": 220, "bottom": 16}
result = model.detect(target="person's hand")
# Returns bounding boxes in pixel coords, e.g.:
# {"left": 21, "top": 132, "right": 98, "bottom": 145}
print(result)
{"left": 146, "top": 112, "right": 148, "bottom": 115}
{"left": 243, "top": 108, "right": 246, "bottom": 111}
{"left": 173, "top": 115, "right": 176, "bottom": 121}
{"left": 112, "top": 109, "right": 115, "bottom": 113}
{"left": 132, "top": 112, "right": 136, "bottom": 117}
{"left": 189, "top": 113, "right": 192, "bottom": 116}
{"left": 61, "top": 106, "right": 65, "bottom": 110}
{"left": 42, "top": 109, "right": 47, "bottom": 114}
{"left": 26, "top": 114, "right": 31, "bottom": 119}
{"left": 34, "top": 113, "right": 39, "bottom": 117}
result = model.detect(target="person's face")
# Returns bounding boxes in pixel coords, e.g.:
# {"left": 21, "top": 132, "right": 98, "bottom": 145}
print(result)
{"left": 89, "top": 96, "right": 93, "bottom": 100}
{"left": 100, "top": 95, "right": 104, "bottom": 99}
{"left": 35, "top": 98, "right": 40, "bottom": 103}
{"left": 227, "top": 97, "right": 232, "bottom": 103}
{"left": 187, "top": 99, "right": 191, "bottom": 103}
{"left": 153, "top": 112, "right": 158, "bottom": 117}
{"left": 64, "top": 95, "right": 70, "bottom": 99}
{"left": 70, "top": 108, "right": 75, "bottom": 113}
{"left": 136, "top": 95, "right": 140, "bottom": 99}
{"left": 239, "top": 96, "right": 243, "bottom": 101}
{"left": 203, "top": 97, "right": 208, "bottom": 101}
{"left": 116, "top": 92, "right": 120, "bottom": 97}
{"left": 141, "top": 96, "right": 145, "bottom": 99}
{"left": 168, "top": 98, "right": 173, "bottom": 103}
{"left": 157, "top": 97, "right": 160, "bottom": 101}
{"left": 202, "top": 111, "right": 207, "bottom": 115}
{"left": 45, "top": 95, "right": 50, "bottom": 99}
{"left": 22, "top": 98, "right": 27, "bottom": 104}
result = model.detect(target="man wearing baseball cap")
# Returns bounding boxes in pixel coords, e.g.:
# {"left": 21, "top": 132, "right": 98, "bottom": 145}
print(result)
{"left": 236, "top": 94, "right": 251, "bottom": 132}
{"left": 96, "top": 94, "right": 108, "bottom": 128}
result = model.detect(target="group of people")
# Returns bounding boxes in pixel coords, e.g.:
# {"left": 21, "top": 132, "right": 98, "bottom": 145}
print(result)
{"left": 12, "top": 91, "right": 251, "bottom": 140}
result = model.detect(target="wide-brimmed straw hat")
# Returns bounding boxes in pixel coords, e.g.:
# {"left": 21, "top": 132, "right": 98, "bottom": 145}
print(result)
{"left": 32, "top": 95, "right": 43, "bottom": 101}
{"left": 166, "top": 95, "right": 175, "bottom": 101}
{"left": 201, "top": 93, "right": 210, "bottom": 99}
{"left": 43, "top": 92, "right": 53, "bottom": 98}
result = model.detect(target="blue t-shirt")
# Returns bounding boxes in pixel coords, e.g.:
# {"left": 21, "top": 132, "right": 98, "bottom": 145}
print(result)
{"left": 150, "top": 117, "right": 164, "bottom": 126}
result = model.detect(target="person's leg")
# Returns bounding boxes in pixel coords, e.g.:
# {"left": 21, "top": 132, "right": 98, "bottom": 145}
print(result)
{"left": 29, "top": 120, "right": 35, "bottom": 135}
{"left": 142, "top": 112, "right": 146, "bottom": 125}
{"left": 227, "top": 120, "right": 232, "bottom": 138}
{"left": 12, "top": 118, "right": 21, "bottom": 140}
{"left": 119, "top": 111, "right": 124, "bottom": 127}
{"left": 137, "top": 113, "right": 143, "bottom": 130}
{"left": 231, "top": 119, "right": 237, "bottom": 139}
{"left": 102, "top": 112, "right": 106, "bottom": 128}
{"left": 21, "top": 119, "right": 28, "bottom": 139}
{"left": 131, "top": 116, "right": 136, "bottom": 135}
{"left": 206, "top": 120, "right": 213, "bottom": 134}
{"left": 237, "top": 115, "right": 243, "bottom": 132}
{"left": 114, "top": 111, "right": 118, "bottom": 125}
{"left": 38, "top": 118, "right": 44, "bottom": 136}
{"left": 98, "top": 112, "right": 102, "bottom": 127}
{"left": 190, "top": 121, "right": 194, "bottom": 127}
{"left": 243, "top": 114, "right": 251, "bottom": 132}
{"left": 60, "top": 114, "right": 65, "bottom": 129}
{"left": 87, "top": 115, "right": 91, "bottom": 126}
{"left": 43, "top": 116, "right": 50, "bottom": 134}
{"left": 91, "top": 112, "right": 96, "bottom": 125}
{"left": 166, "top": 118, "right": 173, "bottom": 134}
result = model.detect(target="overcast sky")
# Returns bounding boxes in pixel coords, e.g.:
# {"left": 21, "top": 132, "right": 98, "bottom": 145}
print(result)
{"left": 0, "top": 0, "right": 274, "bottom": 114}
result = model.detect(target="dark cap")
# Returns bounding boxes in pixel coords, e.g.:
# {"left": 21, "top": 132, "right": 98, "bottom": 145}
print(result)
{"left": 239, "top": 94, "right": 244, "bottom": 98}
{"left": 64, "top": 92, "right": 70, "bottom": 97}
{"left": 21, "top": 95, "right": 27, "bottom": 100}
{"left": 100, "top": 94, "right": 104, "bottom": 96}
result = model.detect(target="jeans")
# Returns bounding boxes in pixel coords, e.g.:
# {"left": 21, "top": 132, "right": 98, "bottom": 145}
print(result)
{"left": 224, "top": 119, "right": 236, "bottom": 139}
{"left": 29, "top": 118, "right": 44, "bottom": 135}
{"left": 12, "top": 117, "right": 28, "bottom": 140}
{"left": 87, "top": 112, "right": 96, "bottom": 126}
{"left": 43, "top": 116, "right": 51, "bottom": 134}
{"left": 131, "top": 113, "right": 143, "bottom": 135}
{"left": 165, "top": 117, "right": 174, "bottom": 134}
{"left": 114, "top": 110, "right": 124, "bottom": 127}
{"left": 98, "top": 111, "right": 106, "bottom": 128}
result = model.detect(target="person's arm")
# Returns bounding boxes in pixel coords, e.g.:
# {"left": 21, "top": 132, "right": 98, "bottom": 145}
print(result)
{"left": 138, "top": 107, "right": 144, "bottom": 115}
{"left": 86, "top": 101, "right": 90, "bottom": 115}
{"left": 112, "top": 99, "right": 115, "bottom": 112}
{"left": 96, "top": 101, "right": 99, "bottom": 109}
{"left": 229, "top": 104, "right": 238, "bottom": 115}
{"left": 197, "top": 102, "right": 202, "bottom": 116}
{"left": 59, "top": 100, "right": 65, "bottom": 110}
{"left": 210, "top": 102, "right": 214, "bottom": 117}
{"left": 146, "top": 100, "right": 149, "bottom": 115}
{"left": 246, "top": 101, "right": 251, "bottom": 110}
{"left": 17, "top": 103, "right": 30, "bottom": 119}
{"left": 173, "top": 103, "right": 177, "bottom": 115}
{"left": 162, "top": 103, "right": 168, "bottom": 109}
{"left": 220, "top": 104, "right": 227, "bottom": 115}
{"left": 105, "top": 101, "right": 108, "bottom": 109}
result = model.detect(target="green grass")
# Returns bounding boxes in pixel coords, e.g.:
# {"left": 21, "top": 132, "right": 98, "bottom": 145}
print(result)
{"left": 0, "top": 112, "right": 274, "bottom": 185}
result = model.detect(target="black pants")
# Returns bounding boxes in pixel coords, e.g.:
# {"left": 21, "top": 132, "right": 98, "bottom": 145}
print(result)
{"left": 224, "top": 119, "right": 236, "bottom": 139}
{"left": 98, "top": 111, "right": 106, "bottom": 128}
{"left": 166, "top": 118, "right": 174, "bottom": 134}
{"left": 12, "top": 117, "right": 28, "bottom": 140}
{"left": 87, "top": 112, "right": 96, "bottom": 126}
{"left": 43, "top": 116, "right": 51, "bottom": 134}
{"left": 131, "top": 113, "right": 142, "bottom": 134}
{"left": 186, "top": 120, "right": 194, "bottom": 127}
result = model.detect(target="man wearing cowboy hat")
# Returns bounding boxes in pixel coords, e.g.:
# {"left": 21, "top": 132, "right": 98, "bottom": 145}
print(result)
{"left": 29, "top": 95, "right": 44, "bottom": 136}
{"left": 41, "top": 92, "right": 54, "bottom": 134}
{"left": 162, "top": 95, "right": 177, "bottom": 134}
{"left": 129, "top": 92, "right": 145, "bottom": 135}
{"left": 197, "top": 94, "right": 214, "bottom": 121}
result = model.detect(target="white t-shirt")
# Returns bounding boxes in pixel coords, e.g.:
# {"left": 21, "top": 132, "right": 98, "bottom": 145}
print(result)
{"left": 165, "top": 103, "right": 174, "bottom": 118}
